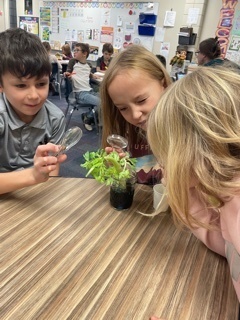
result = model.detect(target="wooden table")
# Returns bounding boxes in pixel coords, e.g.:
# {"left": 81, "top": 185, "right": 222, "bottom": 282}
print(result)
{"left": 0, "top": 178, "right": 238, "bottom": 320}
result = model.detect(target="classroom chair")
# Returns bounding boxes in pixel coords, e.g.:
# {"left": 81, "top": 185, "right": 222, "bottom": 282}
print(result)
{"left": 51, "top": 62, "right": 62, "bottom": 99}
{"left": 65, "top": 91, "right": 99, "bottom": 133}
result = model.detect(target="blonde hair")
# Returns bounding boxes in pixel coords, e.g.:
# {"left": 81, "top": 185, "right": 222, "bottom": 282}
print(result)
{"left": 100, "top": 45, "right": 172, "bottom": 148}
{"left": 148, "top": 67, "right": 240, "bottom": 228}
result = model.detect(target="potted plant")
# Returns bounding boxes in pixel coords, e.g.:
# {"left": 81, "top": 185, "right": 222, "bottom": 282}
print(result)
{"left": 81, "top": 149, "right": 137, "bottom": 210}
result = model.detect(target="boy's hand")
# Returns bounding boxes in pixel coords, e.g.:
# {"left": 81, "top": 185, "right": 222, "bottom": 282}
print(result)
{"left": 105, "top": 146, "right": 126, "bottom": 158}
{"left": 32, "top": 143, "right": 67, "bottom": 183}
{"left": 64, "top": 72, "right": 70, "bottom": 78}
{"left": 64, "top": 71, "right": 76, "bottom": 78}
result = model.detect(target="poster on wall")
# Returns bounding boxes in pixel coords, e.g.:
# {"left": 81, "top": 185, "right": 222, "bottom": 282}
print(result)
{"left": 24, "top": 0, "right": 33, "bottom": 15}
{"left": 19, "top": 16, "right": 39, "bottom": 35}
{"left": 40, "top": 7, "right": 51, "bottom": 27}
{"left": 226, "top": 34, "right": 240, "bottom": 65}
{"left": 100, "top": 26, "right": 114, "bottom": 43}
{"left": 229, "top": 35, "right": 240, "bottom": 51}
{"left": 223, "top": 7, "right": 240, "bottom": 64}
{"left": 39, "top": 7, "right": 51, "bottom": 41}
{"left": 42, "top": 26, "right": 50, "bottom": 41}
{"left": 39, "top": 2, "right": 159, "bottom": 54}
{"left": 216, "top": 0, "right": 238, "bottom": 58}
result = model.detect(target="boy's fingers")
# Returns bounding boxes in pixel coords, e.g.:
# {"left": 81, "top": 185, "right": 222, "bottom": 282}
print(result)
{"left": 35, "top": 143, "right": 61, "bottom": 156}
{"left": 105, "top": 147, "right": 113, "bottom": 153}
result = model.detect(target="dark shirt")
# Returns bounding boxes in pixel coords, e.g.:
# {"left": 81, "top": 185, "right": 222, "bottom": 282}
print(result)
{"left": 96, "top": 56, "right": 112, "bottom": 71}
{"left": 204, "top": 58, "right": 224, "bottom": 67}
{"left": 204, "top": 58, "right": 240, "bottom": 74}
{"left": 63, "top": 53, "right": 73, "bottom": 60}
{"left": 130, "top": 135, "right": 161, "bottom": 185}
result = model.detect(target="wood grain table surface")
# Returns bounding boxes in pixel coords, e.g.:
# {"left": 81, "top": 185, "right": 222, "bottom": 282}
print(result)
{"left": 0, "top": 178, "right": 238, "bottom": 320}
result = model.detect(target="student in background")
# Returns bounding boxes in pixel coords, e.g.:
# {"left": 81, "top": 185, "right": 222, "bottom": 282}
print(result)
{"left": 61, "top": 43, "right": 73, "bottom": 60}
{"left": 42, "top": 41, "right": 62, "bottom": 71}
{"left": 61, "top": 43, "right": 73, "bottom": 74}
{"left": 100, "top": 45, "right": 172, "bottom": 185}
{"left": 196, "top": 37, "right": 240, "bottom": 72}
{"left": 0, "top": 28, "right": 66, "bottom": 195}
{"left": 90, "top": 43, "right": 114, "bottom": 93}
{"left": 42, "top": 41, "right": 62, "bottom": 96}
{"left": 65, "top": 42, "right": 100, "bottom": 131}
{"left": 195, "top": 37, "right": 224, "bottom": 66}
{"left": 96, "top": 43, "right": 114, "bottom": 72}
{"left": 147, "top": 67, "right": 240, "bottom": 320}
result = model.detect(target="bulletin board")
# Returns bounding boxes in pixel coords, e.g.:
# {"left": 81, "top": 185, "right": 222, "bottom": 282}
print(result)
{"left": 19, "top": 16, "right": 39, "bottom": 35}
{"left": 40, "top": 1, "right": 159, "bottom": 59}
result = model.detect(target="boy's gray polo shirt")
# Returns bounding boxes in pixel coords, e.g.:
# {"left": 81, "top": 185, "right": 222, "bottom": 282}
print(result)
{"left": 0, "top": 93, "right": 65, "bottom": 172}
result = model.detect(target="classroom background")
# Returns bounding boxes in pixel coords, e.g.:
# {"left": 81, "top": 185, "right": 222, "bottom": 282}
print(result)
{"left": 0, "top": 0, "right": 239, "bottom": 73}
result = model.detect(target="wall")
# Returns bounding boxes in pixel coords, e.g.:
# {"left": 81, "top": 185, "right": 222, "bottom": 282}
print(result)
{"left": 16, "top": 0, "right": 190, "bottom": 70}
{"left": 152, "top": 0, "right": 185, "bottom": 66}
{"left": 38, "top": 2, "right": 159, "bottom": 55}
{"left": 0, "top": 0, "right": 8, "bottom": 31}
{"left": 16, "top": 0, "right": 39, "bottom": 19}
{"left": 200, "top": 0, "right": 240, "bottom": 41}
{"left": 13, "top": 0, "right": 240, "bottom": 70}
{"left": 201, "top": 0, "right": 222, "bottom": 41}
{"left": 9, "top": 0, "right": 17, "bottom": 27}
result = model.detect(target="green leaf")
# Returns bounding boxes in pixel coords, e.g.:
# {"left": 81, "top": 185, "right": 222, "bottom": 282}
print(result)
{"left": 81, "top": 149, "right": 136, "bottom": 186}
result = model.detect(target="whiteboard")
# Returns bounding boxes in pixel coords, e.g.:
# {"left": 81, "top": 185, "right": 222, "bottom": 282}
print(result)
{"left": 40, "top": 1, "right": 159, "bottom": 57}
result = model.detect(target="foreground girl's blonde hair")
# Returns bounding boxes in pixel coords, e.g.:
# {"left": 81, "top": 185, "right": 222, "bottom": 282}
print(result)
{"left": 148, "top": 67, "right": 240, "bottom": 228}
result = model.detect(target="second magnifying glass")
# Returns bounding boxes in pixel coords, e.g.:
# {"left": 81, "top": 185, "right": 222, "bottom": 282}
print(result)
{"left": 107, "top": 134, "right": 128, "bottom": 151}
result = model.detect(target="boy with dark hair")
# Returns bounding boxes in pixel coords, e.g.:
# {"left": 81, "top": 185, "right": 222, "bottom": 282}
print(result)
{"left": 0, "top": 28, "right": 66, "bottom": 194}
{"left": 96, "top": 43, "right": 114, "bottom": 72}
{"left": 65, "top": 43, "right": 100, "bottom": 131}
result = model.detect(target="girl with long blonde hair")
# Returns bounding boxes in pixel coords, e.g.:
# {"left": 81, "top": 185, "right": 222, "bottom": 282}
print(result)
{"left": 148, "top": 67, "right": 240, "bottom": 313}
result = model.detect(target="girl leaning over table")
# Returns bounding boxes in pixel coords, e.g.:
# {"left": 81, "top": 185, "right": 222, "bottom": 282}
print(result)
{"left": 100, "top": 44, "right": 172, "bottom": 185}
{"left": 147, "top": 67, "right": 240, "bottom": 320}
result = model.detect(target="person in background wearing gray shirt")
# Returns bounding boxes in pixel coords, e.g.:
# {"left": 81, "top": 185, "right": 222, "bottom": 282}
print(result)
{"left": 0, "top": 28, "right": 67, "bottom": 195}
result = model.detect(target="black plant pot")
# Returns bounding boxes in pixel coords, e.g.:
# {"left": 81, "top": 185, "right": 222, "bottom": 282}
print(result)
{"left": 110, "top": 178, "right": 135, "bottom": 210}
